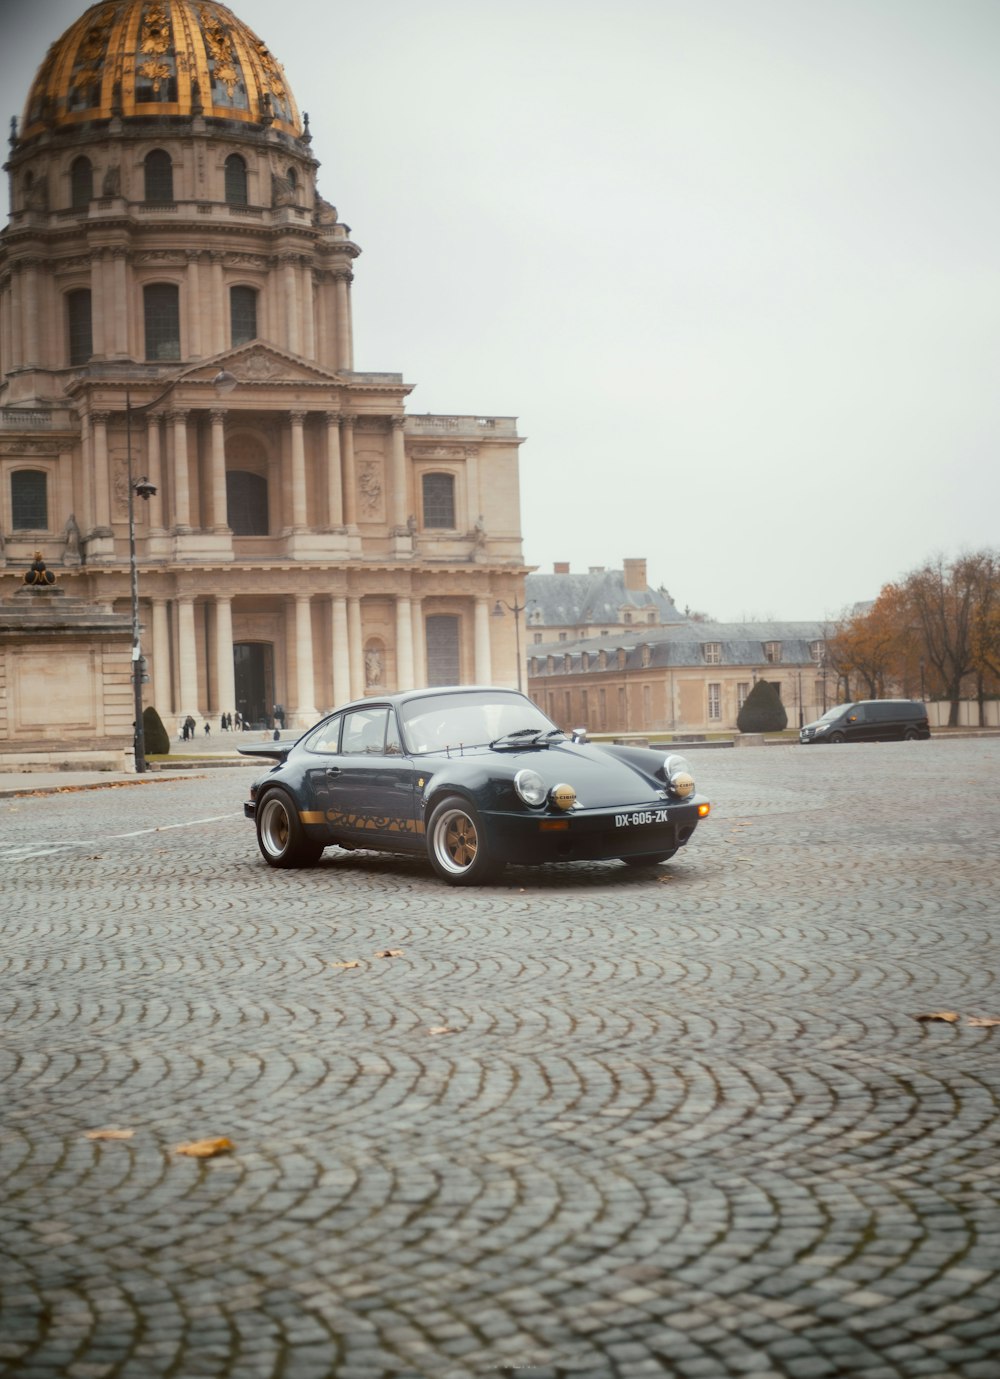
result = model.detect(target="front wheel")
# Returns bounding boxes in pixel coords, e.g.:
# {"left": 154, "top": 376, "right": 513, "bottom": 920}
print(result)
{"left": 256, "top": 789, "right": 324, "bottom": 868}
{"left": 621, "top": 850, "right": 678, "bottom": 868}
{"left": 904, "top": 728, "right": 919, "bottom": 741}
{"left": 426, "top": 795, "right": 498, "bottom": 885}
{"left": 828, "top": 731, "right": 846, "bottom": 744}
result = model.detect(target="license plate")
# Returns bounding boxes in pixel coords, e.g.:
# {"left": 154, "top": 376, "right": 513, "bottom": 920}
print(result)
{"left": 615, "top": 808, "right": 672, "bottom": 828}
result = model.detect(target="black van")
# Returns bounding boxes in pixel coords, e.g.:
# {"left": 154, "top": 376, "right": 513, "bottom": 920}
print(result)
{"left": 799, "top": 700, "right": 930, "bottom": 744}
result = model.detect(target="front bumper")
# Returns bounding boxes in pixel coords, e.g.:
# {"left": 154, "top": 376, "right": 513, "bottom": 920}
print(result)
{"left": 482, "top": 796, "right": 710, "bottom": 865}
{"left": 244, "top": 801, "right": 257, "bottom": 820}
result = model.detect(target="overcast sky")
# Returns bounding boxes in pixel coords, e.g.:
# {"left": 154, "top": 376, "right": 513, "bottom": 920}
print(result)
{"left": 4, "top": 0, "right": 999, "bottom": 619}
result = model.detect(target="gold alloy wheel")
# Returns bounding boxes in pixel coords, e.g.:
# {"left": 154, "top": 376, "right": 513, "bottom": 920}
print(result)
{"left": 427, "top": 796, "right": 495, "bottom": 883}
{"left": 444, "top": 813, "right": 478, "bottom": 868}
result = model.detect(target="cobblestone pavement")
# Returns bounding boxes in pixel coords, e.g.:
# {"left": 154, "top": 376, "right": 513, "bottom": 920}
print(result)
{"left": 1, "top": 740, "right": 999, "bottom": 1379}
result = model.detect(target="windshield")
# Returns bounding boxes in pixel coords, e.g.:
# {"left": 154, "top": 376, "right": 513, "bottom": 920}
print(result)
{"left": 400, "top": 690, "right": 556, "bottom": 754}
{"left": 818, "top": 705, "right": 852, "bottom": 722}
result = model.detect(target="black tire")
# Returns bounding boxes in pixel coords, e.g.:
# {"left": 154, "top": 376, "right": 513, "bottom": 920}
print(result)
{"left": 256, "top": 788, "right": 324, "bottom": 868}
{"left": 426, "top": 795, "right": 498, "bottom": 885}
{"left": 828, "top": 731, "right": 846, "bottom": 744}
{"left": 621, "top": 850, "right": 678, "bottom": 868}
{"left": 903, "top": 728, "right": 919, "bottom": 741}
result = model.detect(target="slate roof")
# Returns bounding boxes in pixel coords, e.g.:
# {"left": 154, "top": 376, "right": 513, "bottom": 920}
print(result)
{"left": 525, "top": 568, "right": 684, "bottom": 627}
{"left": 528, "top": 620, "right": 831, "bottom": 677}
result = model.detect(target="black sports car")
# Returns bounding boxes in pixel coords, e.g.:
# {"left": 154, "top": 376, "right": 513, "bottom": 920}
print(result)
{"left": 240, "top": 686, "right": 710, "bottom": 884}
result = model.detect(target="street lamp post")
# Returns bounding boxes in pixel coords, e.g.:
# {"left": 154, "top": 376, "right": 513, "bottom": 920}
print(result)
{"left": 492, "top": 597, "right": 525, "bottom": 692}
{"left": 125, "top": 388, "right": 157, "bottom": 773}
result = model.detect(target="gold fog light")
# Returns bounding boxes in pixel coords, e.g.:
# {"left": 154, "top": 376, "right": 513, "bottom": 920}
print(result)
{"left": 672, "top": 771, "right": 695, "bottom": 799}
{"left": 550, "top": 783, "right": 577, "bottom": 811}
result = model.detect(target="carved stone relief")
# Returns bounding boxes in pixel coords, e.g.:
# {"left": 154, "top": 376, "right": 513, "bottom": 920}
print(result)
{"left": 356, "top": 455, "right": 384, "bottom": 520}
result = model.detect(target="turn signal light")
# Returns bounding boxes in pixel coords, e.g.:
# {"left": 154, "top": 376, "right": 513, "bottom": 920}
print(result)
{"left": 698, "top": 803, "right": 711, "bottom": 817}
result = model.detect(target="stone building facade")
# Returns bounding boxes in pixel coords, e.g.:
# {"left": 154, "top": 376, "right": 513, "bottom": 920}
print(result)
{"left": 0, "top": 0, "right": 526, "bottom": 738}
{"left": 525, "top": 558, "right": 684, "bottom": 644}
{"left": 529, "top": 622, "right": 831, "bottom": 736}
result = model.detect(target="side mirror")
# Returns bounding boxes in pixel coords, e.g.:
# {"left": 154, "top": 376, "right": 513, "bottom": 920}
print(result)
{"left": 571, "top": 726, "right": 588, "bottom": 744}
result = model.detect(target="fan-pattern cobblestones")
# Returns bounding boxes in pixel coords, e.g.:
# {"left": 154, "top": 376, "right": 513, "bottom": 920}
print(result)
{"left": 1, "top": 740, "right": 999, "bottom": 1378}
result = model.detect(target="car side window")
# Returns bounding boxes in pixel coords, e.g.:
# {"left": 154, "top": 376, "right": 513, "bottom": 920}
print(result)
{"left": 848, "top": 705, "right": 866, "bottom": 723}
{"left": 385, "top": 712, "right": 403, "bottom": 756}
{"left": 303, "top": 716, "right": 342, "bottom": 754}
{"left": 342, "top": 706, "right": 389, "bottom": 754}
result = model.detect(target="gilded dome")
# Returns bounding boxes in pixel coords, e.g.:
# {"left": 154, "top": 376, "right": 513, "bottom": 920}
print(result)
{"left": 21, "top": 0, "right": 301, "bottom": 141}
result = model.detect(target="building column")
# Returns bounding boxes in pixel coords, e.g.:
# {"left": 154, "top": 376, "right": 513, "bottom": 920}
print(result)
{"left": 348, "top": 596, "right": 364, "bottom": 699}
{"left": 289, "top": 410, "right": 307, "bottom": 530}
{"left": 146, "top": 413, "right": 164, "bottom": 532}
{"left": 465, "top": 444, "right": 481, "bottom": 532}
{"left": 7, "top": 264, "right": 23, "bottom": 370}
{"left": 177, "top": 596, "right": 199, "bottom": 718}
{"left": 324, "top": 412, "right": 343, "bottom": 527}
{"left": 186, "top": 251, "right": 202, "bottom": 359}
{"left": 300, "top": 262, "right": 316, "bottom": 360}
{"left": 215, "top": 595, "right": 236, "bottom": 722}
{"left": 331, "top": 596, "right": 351, "bottom": 707}
{"left": 111, "top": 247, "right": 128, "bottom": 357}
{"left": 395, "top": 596, "right": 414, "bottom": 690}
{"left": 411, "top": 599, "right": 425, "bottom": 689}
{"left": 79, "top": 414, "right": 94, "bottom": 534}
{"left": 293, "top": 594, "right": 317, "bottom": 723}
{"left": 152, "top": 597, "right": 171, "bottom": 714}
{"left": 334, "top": 270, "right": 352, "bottom": 372}
{"left": 209, "top": 409, "right": 229, "bottom": 532}
{"left": 170, "top": 409, "right": 191, "bottom": 531}
{"left": 283, "top": 255, "right": 300, "bottom": 354}
{"left": 475, "top": 597, "right": 493, "bottom": 683}
{"left": 91, "top": 411, "right": 111, "bottom": 530}
{"left": 210, "top": 252, "right": 226, "bottom": 355}
{"left": 21, "top": 260, "right": 40, "bottom": 366}
{"left": 340, "top": 416, "right": 357, "bottom": 527}
{"left": 390, "top": 416, "right": 408, "bottom": 530}
{"left": 89, "top": 252, "right": 106, "bottom": 358}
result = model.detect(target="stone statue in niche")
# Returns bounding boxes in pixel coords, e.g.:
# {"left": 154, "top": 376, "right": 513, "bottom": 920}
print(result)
{"left": 101, "top": 164, "right": 120, "bottom": 196}
{"left": 63, "top": 513, "right": 82, "bottom": 563}
{"left": 365, "top": 646, "right": 383, "bottom": 687}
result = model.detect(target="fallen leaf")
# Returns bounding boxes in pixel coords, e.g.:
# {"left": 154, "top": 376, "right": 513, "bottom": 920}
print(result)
{"left": 329, "top": 960, "right": 361, "bottom": 969}
{"left": 916, "top": 1011, "right": 960, "bottom": 1023}
{"left": 85, "top": 1128, "right": 135, "bottom": 1141}
{"left": 374, "top": 949, "right": 403, "bottom": 958}
{"left": 173, "top": 1137, "right": 234, "bottom": 1158}
{"left": 428, "top": 1026, "right": 457, "bottom": 1036}
{"left": 966, "top": 1016, "right": 1000, "bottom": 1028}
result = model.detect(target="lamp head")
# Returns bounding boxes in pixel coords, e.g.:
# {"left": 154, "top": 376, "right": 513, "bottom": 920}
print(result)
{"left": 134, "top": 477, "right": 157, "bottom": 501}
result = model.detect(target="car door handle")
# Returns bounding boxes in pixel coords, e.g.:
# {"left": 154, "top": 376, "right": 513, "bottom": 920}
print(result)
{"left": 326, "top": 767, "right": 341, "bottom": 778}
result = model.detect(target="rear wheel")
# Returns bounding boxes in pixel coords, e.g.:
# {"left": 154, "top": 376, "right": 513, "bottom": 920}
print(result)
{"left": 621, "top": 850, "right": 678, "bottom": 868}
{"left": 256, "top": 789, "right": 324, "bottom": 868}
{"left": 828, "top": 731, "right": 846, "bottom": 744}
{"left": 904, "top": 727, "right": 919, "bottom": 741}
{"left": 427, "top": 795, "right": 498, "bottom": 885}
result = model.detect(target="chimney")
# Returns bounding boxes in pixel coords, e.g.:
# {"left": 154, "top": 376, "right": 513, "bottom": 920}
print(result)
{"left": 553, "top": 562, "right": 570, "bottom": 574}
{"left": 623, "top": 558, "right": 647, "bottom": 592}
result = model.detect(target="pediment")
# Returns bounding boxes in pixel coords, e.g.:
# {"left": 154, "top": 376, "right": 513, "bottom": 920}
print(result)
{"left": 181, "top": 344, "right": 342, "bottom": 388}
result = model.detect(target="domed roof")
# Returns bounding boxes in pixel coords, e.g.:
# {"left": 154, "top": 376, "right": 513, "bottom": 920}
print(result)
{"left": 21, "top": 0, "right": 301, "bottom": 141}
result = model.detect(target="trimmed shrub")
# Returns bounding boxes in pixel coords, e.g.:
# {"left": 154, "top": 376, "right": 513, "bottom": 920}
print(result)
{"left": 143, "top": 705, "right": 170, "bottom": 755}
{"left": 737, "top": 679, "right": 788, "bottom": 734}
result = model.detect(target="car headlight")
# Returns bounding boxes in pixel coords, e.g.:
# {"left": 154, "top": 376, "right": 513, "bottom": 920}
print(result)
{"left": 515, "top": 768, "right": 547, "bottom": 807}
{"left": 663, "top": 753, "right": 695, "bottom": 799}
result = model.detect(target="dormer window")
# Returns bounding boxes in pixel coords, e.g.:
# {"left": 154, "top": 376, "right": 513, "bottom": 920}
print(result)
{"left": 703, "top": 642, "right": 722, "bottom": 664}
{"left": 810, "top": 640, "right": 825, "bottom": 663}
{"left": 763, "top": 641, "right": 782, "bottom": 664}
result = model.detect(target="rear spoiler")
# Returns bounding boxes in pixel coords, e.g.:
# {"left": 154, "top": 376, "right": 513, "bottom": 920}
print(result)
{"left": 238, "top": 742, "right": 292, "bottom": 763}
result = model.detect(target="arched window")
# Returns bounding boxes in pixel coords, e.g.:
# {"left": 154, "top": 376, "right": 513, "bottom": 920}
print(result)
{"left": 224, "top": 154, "right": 248, "bottom": 206}
{"left": 226, "top": 471, "right": 269, "bottom": 535}
{"left": 286, "top": 165, "right": 298, "bottom": 190}
{"left": 70, "top": 156, "right": 93, "bottom": 209}
{"left": 421, "top": 472, "right": 455, "bottom": 529}
{"left": 143, "top": 283, "right": 180, "bottom": 360}
{"left": 230, "top": 286, "right": 258, "bottom": 345}
{"left": 67, "top": 290, "right": 93, "bottom": 365}
{"left": 11, "top": 470, "right": 48, "bottom": 530}
{"left": 143, "top": 149, "right": 173, "bottom": 203}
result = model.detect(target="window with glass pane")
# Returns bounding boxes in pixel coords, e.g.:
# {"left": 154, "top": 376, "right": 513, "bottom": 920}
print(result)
{"left": 224, "top": 154, "right": 248, "bottom": 206}
{"left": 230, "top": 286, "right": 257, "bottom": 345}
{"left": 144, "top": 283, "right": 180, "bottom": 360}
{"left": 67, "top": 290, "right": 92, "bottom": 365}
{"left": 70, "top": 157, "right": 92, "bottom": 208}
{"left": 708, "top": 683, "right": 722, "bottom": 720}
{"left": 12, "top": 470, "right": 48, "bottom": 529}
{"left": 422, "top": 472, "right": 455, "bottom": 528}
{"left": 425, "top": 614, "right": 460, "bottom": 685}
{"left": 226, "top": 471, "right": 268, "bottom": 535}
{"left": 144, "top": 149, "right": 173, "bottom": 202}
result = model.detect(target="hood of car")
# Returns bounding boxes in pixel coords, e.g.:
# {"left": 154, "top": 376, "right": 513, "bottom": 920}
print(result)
{"left": 424, "top": 740, "right": 668, "bottom": 808}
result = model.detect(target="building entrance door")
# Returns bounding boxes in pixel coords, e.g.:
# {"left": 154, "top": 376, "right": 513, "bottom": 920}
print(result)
{"left": 234, "top": 642, "right": 274, "bottom": 729}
